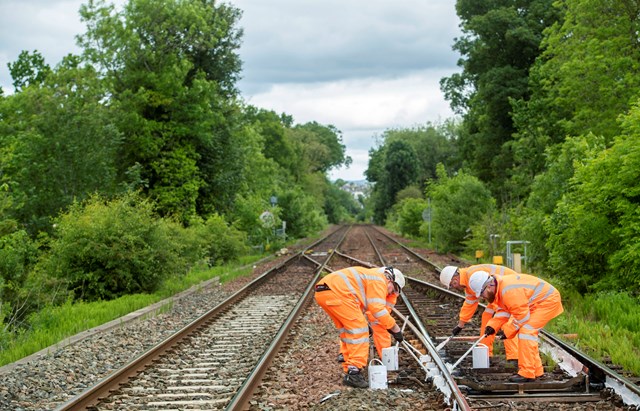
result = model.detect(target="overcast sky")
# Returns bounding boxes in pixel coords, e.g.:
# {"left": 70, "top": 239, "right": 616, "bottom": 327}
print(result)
{"left": 0, "top": 0, "right": 462, "bottom": 181}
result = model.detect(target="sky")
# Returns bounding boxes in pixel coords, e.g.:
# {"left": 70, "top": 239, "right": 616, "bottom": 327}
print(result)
{"left": 0, "top": 0, "right": 462, "bottom": 182}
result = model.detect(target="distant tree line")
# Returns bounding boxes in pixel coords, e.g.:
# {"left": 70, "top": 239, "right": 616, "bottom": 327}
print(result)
{"left": 367, "top": 0, "right": 640, "bottom": 296}
{"left": 0, "top": 0, "right": 362, "bottom": 336}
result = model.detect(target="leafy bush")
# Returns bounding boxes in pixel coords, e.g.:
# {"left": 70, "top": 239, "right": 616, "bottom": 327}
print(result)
{"left": 545, "top": 127, "right": 640, "bottom": 292}
{"left": 38, "top": 193, "right": 192, "bottom": 301}
{"left": 0, "top": 230, "right": 39, "bottom": 304}
{"left": 389, "top": 198, "right": 428, "bottom": 238}
{"left": 278, "top": 188, "right": 328, "bottom": 239}
{"left": 426, "top": 165, "right": 495, "bottom": 252}
{"left": 193, "top": 214, "right": 248, "bottom": 266}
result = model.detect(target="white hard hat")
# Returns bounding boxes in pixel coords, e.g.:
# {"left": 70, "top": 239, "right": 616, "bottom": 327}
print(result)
{"left": 385, "top": 267, "right": 405, "bottom": 290}
{"left": 468, "top": 270, "right": 490, "bottom": 298}
{"left": 440, "top": 266, "right": 458, "bottom": 288}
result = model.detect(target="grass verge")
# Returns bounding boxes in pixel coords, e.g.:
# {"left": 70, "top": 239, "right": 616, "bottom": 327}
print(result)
{"left": 0, "top": 253, "right": 269, "bottom": 367}
{"left": 545, "top": 290, "right": 640, "bottom": 377}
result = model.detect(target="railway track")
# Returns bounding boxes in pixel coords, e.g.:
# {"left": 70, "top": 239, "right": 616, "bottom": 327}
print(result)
{"left": 55, "top": 226, "right": 348, "bottom": 410}
{"left": 369, "top": 225, "right": 640, "bottom": 410}
{"left": 51, "top": 224, "right": 639, "bottom": 410}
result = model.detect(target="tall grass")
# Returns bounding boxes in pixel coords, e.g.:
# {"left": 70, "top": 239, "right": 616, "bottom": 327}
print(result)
{"left": 0, "top": 254, "right": 267, "bottom": 367}
{"left": 546, "top": 290, "right": 640, "bottom": 376}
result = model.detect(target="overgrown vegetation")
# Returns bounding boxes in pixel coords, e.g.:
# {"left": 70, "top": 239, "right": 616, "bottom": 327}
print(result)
{"left": 1, "top": 0, "right": 638, "bottom": 377}
{"left": 0, "top": 259, "right": 259, "bottom": 366}
{"left": 0, "top": 0, "right": 360, "bottom": 361}
{"left": 366, "top": 0, "right": 640, "bottom": 375}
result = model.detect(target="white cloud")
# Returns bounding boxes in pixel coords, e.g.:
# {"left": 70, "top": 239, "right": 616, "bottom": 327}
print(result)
{"left": 0, "top": 1, "right": 85, "bottom": 93}
{"left": 0, "top": 0, "right": 462, "bottom": 181}
{"left": 244, "top": 70, "right": 457, "bottom": 180}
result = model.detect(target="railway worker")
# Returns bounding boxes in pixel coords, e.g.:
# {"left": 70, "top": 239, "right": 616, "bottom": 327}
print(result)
{"left": 314, "top": 266, "right": 406, "bottom": 388}
{"left": 468, "top": 270, "right": 564, "bottom": 383}
{"left": 440, "top": 264, "right": 519, "bottom": 361}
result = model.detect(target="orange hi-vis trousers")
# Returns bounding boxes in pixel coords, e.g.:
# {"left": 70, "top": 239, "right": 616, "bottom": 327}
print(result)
{"left": 315, "top": 289, "right": 370, "bottom": 371}
{"left": 515, "top": 291, "right": 563, "bottom": 378}
{"left": 480, "top": 306, "right": 519, "bottom": 359}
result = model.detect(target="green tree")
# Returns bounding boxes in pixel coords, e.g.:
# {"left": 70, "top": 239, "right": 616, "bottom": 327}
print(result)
{"left": 380, "top": 122, "right": 460, "bottom": 189}
{"left": 367, "top": 133, "right": 429, "bottom": 224}
{"left": 0, "top": 55, "right": 122, "bottom": 234}
{"left": 546, "top": 104, "right": 640, "bottom": 293}
{"left": 78, "top": 0, "right": 244, "bottom": 222}
{"left": 7, "top": 50, "right": 51, "bottom": 91}
{"left": 427, "top": 164, "right": 495, "bottom": 252}
{"left": 323, "top": 181, "right": 360, "bottom": 224}
{"left": 287, "top": 122, "right": 351, "bottom": 180}
{"left": 243, "top": 107, "right": 297, "bottom": 177}
{"left": 384, "top": 140, "right": 417, "bottom": 201}
{"left": 511, "top": 0, "right": 640, "bottom": 197}
{"left": 441, "top": 0, "right": 560, "bottom": 198}
{"left": 515, "top": 134, "right": 605, "bottom": 271}
{"left": 277, "top": 187, "right": 327, "bottom": 239}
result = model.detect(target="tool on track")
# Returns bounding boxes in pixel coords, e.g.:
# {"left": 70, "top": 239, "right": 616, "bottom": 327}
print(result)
{"left": 449, "top": 334, "right": 487, "bottom": 371}
{"left": 435, "top": 334, "right": 455, "bottom": 351}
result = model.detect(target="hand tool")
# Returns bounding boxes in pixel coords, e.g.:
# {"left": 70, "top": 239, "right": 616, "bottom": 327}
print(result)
{"left": 435, "top": 334, "right": 455, "bottom": 351}
{"left": 449, "top": 334, "right": 487, "bottom": 371}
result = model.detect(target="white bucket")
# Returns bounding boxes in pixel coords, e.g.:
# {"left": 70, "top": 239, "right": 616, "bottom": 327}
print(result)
{"left": 472, "top": 343, "right": 490, "bottom": 368}
{"left": 368, "top": 359, "right": 388, "bottom": 389}
{"left": 381, "top": 346, "right": 399, "bottom": 371}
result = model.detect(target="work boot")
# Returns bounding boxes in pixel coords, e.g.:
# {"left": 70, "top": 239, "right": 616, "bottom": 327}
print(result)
{"left": 337, "top": 353, "right": 345, "bottom": 363}
{"left": 343, "top": 366, "right": 368, "bottom": 388}
{"left": 509, "top": 374, "right": 535, "bottom": 383}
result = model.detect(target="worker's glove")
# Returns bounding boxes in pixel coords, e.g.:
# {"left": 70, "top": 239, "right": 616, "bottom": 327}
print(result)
{"left": 495, "top": 330, "right": 506, "bottom": 340}
{"left": 484, "top": 326, "right": 496, "bottom": 336}
{"left": 388, "top": 329, "right": 404, "bottom": 343}
{"left": 451, "top": 326, "right": 463, "bottom": 336}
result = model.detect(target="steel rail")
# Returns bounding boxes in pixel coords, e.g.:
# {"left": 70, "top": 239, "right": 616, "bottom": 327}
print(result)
{"left": 372, "top": 225, "right": 640, "bottom": 407}
{"left": 55, "top": 226, "right": 346, "bottom": 411}
{"left": 363, "top": 225, "right": 472, "bottom": 410}
{"left": 368, "top": 225, "right": 444, "bottom": 271}
{"left": 225, "top": 225, "right": 351, "bottom": 410}
{"left": 540, "top": 329, "right": 640, "bottom": 405}
{"left": 395, "top": 286, "right": 472, "bottom": 411}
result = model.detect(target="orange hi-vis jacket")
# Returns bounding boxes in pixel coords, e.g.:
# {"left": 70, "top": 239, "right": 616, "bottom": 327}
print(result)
{"left": 486, "top": 273, "right": 563, "bottom": 339}
{"left": 367, "top": 288, "right": 398, "bottom": 357}
{"left": 320, "top": 266, "right": 397, "bottom": 331}
{"left": 458, "top": 264, "right": 519, "bottom": 324}
{"left": 485, "top": 273, "right": 563, "bottom": 379}
{"left": 314, "top": 266, "right": 397, "bottom": 370}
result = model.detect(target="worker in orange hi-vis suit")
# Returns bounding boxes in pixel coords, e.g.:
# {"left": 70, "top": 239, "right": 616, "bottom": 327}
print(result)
{"left": 314, "top": 266, "right": 405, "bottom": 388}
{"left": 469, "top": 271, "right": 564, "bottom": 383}
{"left": 366, "top": 285, "right": 399, "bottom": 358}
{"left": 440, "top": 264, "right": 519, "bottom": 361}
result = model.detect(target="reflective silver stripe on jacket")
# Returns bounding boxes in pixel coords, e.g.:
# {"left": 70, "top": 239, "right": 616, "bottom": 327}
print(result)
{"left": 373, "top": 309, "right": 389, "bottom": 318}
{"left": 513, "top": 312, "right": 531, "bottom": 329}
{"left": 368, "top": 297, "right": 387, "bottom": 305}
{"left": 464, "top": 292, "right": 478, "bottom": 305}
{"left": 476, "top": 264, "right": 504, "bottom": 276}
{"left": 340, "top": 268, "right": 367, "bottom": 310}
{"left": 531, "top": 285, "right": 555, "bottom": 304}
